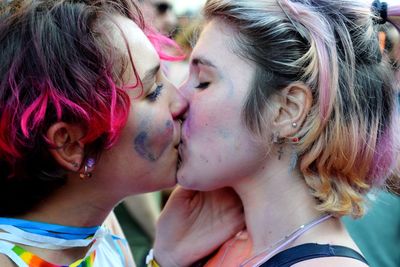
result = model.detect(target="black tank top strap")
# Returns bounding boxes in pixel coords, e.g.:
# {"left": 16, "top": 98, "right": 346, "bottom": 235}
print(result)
{"left": 260, "top": 243, "right": 368, "bottom": 267}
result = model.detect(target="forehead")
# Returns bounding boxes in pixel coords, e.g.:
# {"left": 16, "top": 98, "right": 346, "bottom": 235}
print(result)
{"left": 192, "top": 19, "right": 243, "bottom": 67}
{"left": 191, "top": 19, "right": 256, "bottom": 100}
{"left": 110, "top": 15, "right": 159, "bottom": 80}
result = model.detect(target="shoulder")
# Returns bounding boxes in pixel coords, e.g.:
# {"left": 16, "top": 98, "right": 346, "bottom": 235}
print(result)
{"left": 103, "top": 211, "right": 125, "bottom": 237}
{"left": 0, "top": 254, "right": 17, "bottom": 267}
{"left": 103, "top": 211, "right": 137, "bottom": 267}
{"left": 292, "top": 257, "right": 369, "bottom": 267}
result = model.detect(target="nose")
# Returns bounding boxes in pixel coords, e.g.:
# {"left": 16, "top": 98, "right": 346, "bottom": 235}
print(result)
{"left": 170, "top": 85, "right": 189, "bottom": 119}
{"left": 177, "top": 80, "right": 195, "bottom": 102}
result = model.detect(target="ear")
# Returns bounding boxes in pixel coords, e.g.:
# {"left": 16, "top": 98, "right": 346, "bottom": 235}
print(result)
{"left": 47, "top": 122, "right": 85, "bottom": 172}
{"left": 272, "top": 82, "right": 312, "bottom": 137}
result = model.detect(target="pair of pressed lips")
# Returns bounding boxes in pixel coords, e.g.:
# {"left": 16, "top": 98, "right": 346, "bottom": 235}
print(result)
{"left": 174, "top": 119, "right": 188, "bottom": 149}
{"left": 173, "top": 120, "right": 182, "bottom": 148}
{"left": 176, "top": 123, "right": 187, "bottom": 166}
{"left": 177, "top": 139, "right": 185, "bottom": 168}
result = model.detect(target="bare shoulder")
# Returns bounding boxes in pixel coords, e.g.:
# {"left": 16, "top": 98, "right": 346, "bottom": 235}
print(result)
{"left": 0, "top": 254, "right": 17, "bottom": 267}
{"left": 292, "top": 257, "right": 369, "bottom": 267}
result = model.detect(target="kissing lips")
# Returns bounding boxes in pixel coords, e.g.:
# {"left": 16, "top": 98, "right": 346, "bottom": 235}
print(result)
{"left": 177, "top": 140, "right": 185, "bottom": 168}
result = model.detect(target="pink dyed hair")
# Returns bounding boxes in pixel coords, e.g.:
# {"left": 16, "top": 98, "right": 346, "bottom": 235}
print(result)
{"left": 0, "top": 0, "right": 183, "bottom": 216}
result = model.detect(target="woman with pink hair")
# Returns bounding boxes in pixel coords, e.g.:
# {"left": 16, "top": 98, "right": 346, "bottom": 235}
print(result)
{"left": 0, "top": 1, "right": 244, "bottom": 266}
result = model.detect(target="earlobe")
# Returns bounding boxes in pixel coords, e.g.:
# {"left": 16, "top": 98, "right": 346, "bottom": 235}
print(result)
{"left": 273, "top": 82, "right": 312, "bottom": 137}
{"left": 47, "top": 122, "right": 85, "bottom": 172}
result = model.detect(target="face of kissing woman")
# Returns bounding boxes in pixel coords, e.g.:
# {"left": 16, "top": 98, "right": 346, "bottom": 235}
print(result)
{"left": 178, "top": 19, "right": 270, "bottom": 191}
{"left": 94, "top": 15, "right": 188, "bottom": 195}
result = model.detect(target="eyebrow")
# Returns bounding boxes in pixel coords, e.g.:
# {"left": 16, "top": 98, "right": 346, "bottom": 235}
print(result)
{"left": 191, "top": 57, "right": 217, "bottom": 69}
{"left": 141, "top": 64, "right": 160, "bottom": 87}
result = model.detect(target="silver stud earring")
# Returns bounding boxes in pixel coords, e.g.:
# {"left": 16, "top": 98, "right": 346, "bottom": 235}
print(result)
{"left": 292, "top": 122, "right": 298, "bottom": 128}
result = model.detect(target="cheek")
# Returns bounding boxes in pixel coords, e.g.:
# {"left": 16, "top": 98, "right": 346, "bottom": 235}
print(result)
{"left": 186, "top": 77, "right": 245, "bottom": 137}
{"left": 133, "top": 114, "right": 174, "bottom": 162}
{"left": 188, "top": 94, "right": 239, "bottom": 141}
{"left": 134, "top": 131, "right": 156, "bottom": 161}
{"left": 182, "top": 136, "right": 262, "bottom": 190}
{"left": 186, "top": 102, "right": 244, "bottom": 170}
{"left": 151, "top": 120, "right": 174, "bottom": 153}
{"left": 186, "top": 95, "right": 231, "bottom": 135}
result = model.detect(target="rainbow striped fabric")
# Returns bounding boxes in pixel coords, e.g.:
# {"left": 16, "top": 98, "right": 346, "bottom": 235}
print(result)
{"left": 11, "top": 245, "right": 96, "bottom": 267}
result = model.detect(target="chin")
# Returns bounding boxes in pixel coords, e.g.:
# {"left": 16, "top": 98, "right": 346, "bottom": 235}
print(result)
{"left": 160, "top": 169, "right": 178, "bottom": 189}
{"left": 141, "top": 176, "right": 177, "bottom": 194}
{"left": 177, "top": 169, "right": 209, "bottom": 191}
{"left": 157, "top": 154, "right": 179, "bottom": 187}
{"left": 176, "top": 167, "right": 193, "bottom": 188}
{"left": 177, "top": 177, "right": 199, "bottom": 190}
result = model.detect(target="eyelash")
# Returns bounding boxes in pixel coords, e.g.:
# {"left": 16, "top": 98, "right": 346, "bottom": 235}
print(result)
{"left": 195, "top": 82, "right": 210, "bottom": 90}
{"left": 147, "top": 83, "right": 164, "bottom": 102}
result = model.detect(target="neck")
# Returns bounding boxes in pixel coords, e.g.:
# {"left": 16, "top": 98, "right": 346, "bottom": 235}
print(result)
{"left": 5, "top": 174, "right": 129, "bottom": 265}
{"left": 19, "top": 174, "right": 122, "bottom": 227}
{"left": 232, "top": 157, "right": 325, "bottom": 255}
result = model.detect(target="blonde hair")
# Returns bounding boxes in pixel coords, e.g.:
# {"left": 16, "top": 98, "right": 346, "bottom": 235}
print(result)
{"left": 204, "top": 0, "right": 400, "bottom": 217}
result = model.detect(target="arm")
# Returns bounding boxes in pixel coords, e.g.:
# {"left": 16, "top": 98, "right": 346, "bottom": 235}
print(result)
{"left": 153, "top": 187, "right": 245, "bottom": 267}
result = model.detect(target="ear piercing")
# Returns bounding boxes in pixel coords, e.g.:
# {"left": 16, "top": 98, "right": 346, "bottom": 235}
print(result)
{"left": 71, "top": 162, "right": 79, "bottom": 168}
{"left": 80, "top": 158, "right": 95, "bottom": 179}
{"left": 272, "top": 131, "right": 282, "bottom": 144}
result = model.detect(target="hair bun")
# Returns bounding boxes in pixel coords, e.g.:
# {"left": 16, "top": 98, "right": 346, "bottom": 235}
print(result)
{"left": 372, "top": 0, "right": 388, "bottom": 25}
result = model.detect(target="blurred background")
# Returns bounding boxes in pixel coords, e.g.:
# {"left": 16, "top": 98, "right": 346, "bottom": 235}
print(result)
{"left": 172, "top": 0, "right": 206, "bottom": 16}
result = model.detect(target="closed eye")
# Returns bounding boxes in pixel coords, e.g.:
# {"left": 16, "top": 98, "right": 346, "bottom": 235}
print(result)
{"left": 195, "top": 82, "right": 210, "bottom": 90}
{"left": 147, "top": 83, "right": 164, "bottom": 102}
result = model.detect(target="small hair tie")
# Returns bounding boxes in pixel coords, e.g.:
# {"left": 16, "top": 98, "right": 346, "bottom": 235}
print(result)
{"left": 372, "top": 0, "right": 388, "bottom": 25}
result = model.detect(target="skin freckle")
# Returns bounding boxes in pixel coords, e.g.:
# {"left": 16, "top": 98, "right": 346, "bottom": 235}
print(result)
{"left": 218, "top": 128, "right": 232, "bottom": 139}
{"left": 200, "top": 155, "right": 209, "bottom": 163}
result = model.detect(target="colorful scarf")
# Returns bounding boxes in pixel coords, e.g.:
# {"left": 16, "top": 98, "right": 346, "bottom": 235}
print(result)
{"left": 11, "top": 244, "right": 96, "bottom": 267}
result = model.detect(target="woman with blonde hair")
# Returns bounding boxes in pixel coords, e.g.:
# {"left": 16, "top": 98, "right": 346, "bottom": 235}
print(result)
{"left": 177, "top": 0, "right": 400, "bottom": 266}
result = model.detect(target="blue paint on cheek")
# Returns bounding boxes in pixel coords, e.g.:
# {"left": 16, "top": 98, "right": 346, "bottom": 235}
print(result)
{"left": 166, "top": 120, "right": 173, "bottom": 130}
{"left": 218, "top": 128, "right": 232, "bottom": 139}
{"left": 134, "top": 132, "right": 156, "bottom": 162}
{"left": 156, "top": 120, "right": 174, "bottom": 156}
